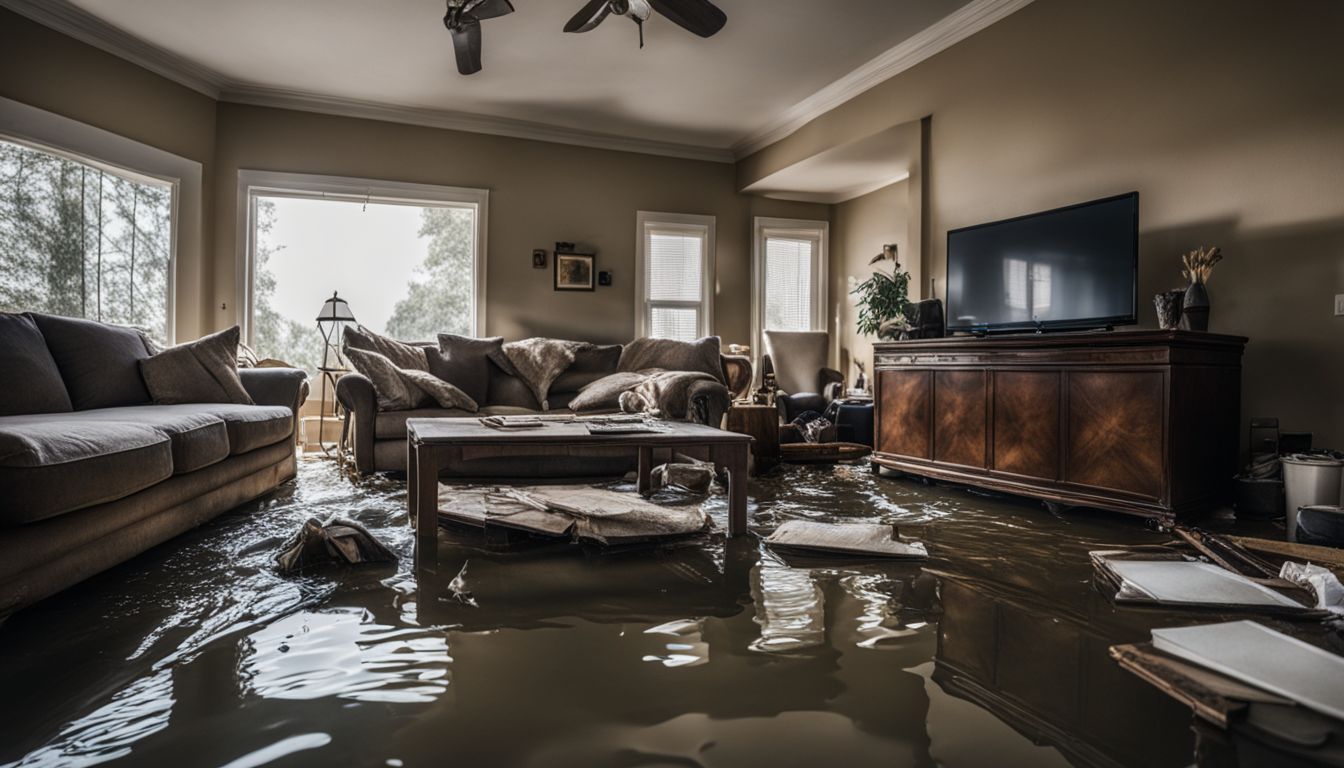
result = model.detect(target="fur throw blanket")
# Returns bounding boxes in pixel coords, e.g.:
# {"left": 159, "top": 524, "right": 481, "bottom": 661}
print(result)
{"left": 618, "top": 371, "right": 730, "bottom": 426}
{"left": 501, "top": 338, "right": 590, "bottom": 410}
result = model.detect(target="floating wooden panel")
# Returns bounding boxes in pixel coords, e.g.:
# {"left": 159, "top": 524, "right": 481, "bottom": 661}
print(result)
{"left": 1065, "top": 371, "right": 1165, "bottom": 500}
{"left": 993, "top": 371, "right": 1061, "bottom": 479}
{"left": 877, "top": 369, "right": 931, "bottom": 459}
{"left": 934, "top": 370, "right": 987, "bottom": 468}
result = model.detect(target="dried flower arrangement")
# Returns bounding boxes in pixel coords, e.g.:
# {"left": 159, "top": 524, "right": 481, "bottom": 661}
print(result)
{"left": 1180, "top": 245, "right": 1223, "bottom": 285}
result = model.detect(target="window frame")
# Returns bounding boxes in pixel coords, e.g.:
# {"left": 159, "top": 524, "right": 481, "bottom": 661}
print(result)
{"left": 0, "top": 96, "right": 200, "bottom": 344}
{"left": 235, "top": 170, "right": 489, "bottom": 347}
{"left": 634, "top": 211, "right": 716, "bottom": 340}
{"left": 751, "top": 216, "right": 830, "bottom": 357}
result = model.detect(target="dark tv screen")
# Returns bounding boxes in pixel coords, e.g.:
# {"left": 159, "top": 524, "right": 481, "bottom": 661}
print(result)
{"left": 946, "top": 192, "right": 1138, "bottom": 332}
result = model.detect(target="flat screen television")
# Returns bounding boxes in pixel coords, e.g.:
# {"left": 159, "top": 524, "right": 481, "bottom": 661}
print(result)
{"left": 945, "top": 192, "right": 1138, "bottom": 334}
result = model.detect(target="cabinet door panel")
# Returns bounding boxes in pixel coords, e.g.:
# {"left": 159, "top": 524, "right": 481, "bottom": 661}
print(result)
{"left": 1065, "top": 371, "right": 1165, "bottom": 500}
{"left": 993, "top": 371, "right": 1061, "bottom": 479}
{"left": 934, "top": 370, "right": 987, "bottom": 468}
{"left": 877, "top": 370, "right": 931, "bottom": 459}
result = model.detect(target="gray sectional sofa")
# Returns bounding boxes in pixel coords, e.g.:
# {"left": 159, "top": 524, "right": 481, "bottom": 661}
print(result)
{"left": 337, "top": 335, "right": 751, "bottom": 476}
{"left": 0, "top": 313, "right": 308, "bottom": 616}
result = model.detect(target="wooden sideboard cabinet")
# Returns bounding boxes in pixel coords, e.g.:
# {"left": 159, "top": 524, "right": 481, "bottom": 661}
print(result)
{"left": 871, "top": 330, "right": 1247, "bottom": 521}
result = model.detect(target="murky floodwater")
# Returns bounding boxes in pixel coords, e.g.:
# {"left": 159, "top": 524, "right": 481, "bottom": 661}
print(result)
{"left": 0, "top": 459, "right": 1320, "bottom": 767}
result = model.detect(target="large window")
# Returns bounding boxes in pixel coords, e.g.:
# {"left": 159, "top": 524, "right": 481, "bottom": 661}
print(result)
{"left": 240, "top": 172, "right": 487, "bottom": 378}
{"left": 0, "top": 137, "right": 174, "bottom": 343}
{"left": 635, "top": 211, "right": 715, "bottom": 342}
{"left": 752, "top": 217, "right": 828, "bottom": 351}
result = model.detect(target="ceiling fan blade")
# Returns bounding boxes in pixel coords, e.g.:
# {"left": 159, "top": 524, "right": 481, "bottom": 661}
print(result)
{"left": 648, "top": 0, "right": 726, "bottom": 37}
{"left": 464, "top": 0, "right": 514, "bottom": 21}
{"left": 450, "top": 18, "right": 483, "bottom": 75}
{"left": 564, "top": 0, "right": 612, "bottom": 33}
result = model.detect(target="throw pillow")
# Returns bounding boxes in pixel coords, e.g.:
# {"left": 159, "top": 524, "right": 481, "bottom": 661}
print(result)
{"left": 568, "top": 371, "right": 649, "bottom": 412}
{"left": 30, "top": 312, "right": 154, "bottom": 410}
{"left": 500, "top": 338, "right": 580, "bottom": 411}
{"left": 436, "top": 334, "right": 511, "bottom": 405}
{"left": 617, "top": 336, "right": 724, "bottom": 383}
{"left": 139, "top": 326, "right": 256, "bottom": 405}
{"left": 0, "top": 312, "right": 73, "bottom": 416}
{"left": 568, "top": 343, "right": 622, "bottom": 373}
{"left": 345, "top": 348, "right": 478, "bottom": 412}
{"left": 344, "top": 325, "right": 428, "bottom": 371}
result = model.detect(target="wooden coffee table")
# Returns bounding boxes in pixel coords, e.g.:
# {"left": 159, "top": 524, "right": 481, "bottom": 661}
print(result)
{"left": 406, "top": 418, "right": 753, "bottom": 564}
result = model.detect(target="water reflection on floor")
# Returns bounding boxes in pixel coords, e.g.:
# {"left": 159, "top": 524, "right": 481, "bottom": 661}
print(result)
{"left": 0, "top": 459, "right": 1289, "bottom": 767}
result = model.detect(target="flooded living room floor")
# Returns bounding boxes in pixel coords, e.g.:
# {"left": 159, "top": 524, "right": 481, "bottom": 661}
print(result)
{"left": 0, "top": 459, "right": 1311, "bottom": 767}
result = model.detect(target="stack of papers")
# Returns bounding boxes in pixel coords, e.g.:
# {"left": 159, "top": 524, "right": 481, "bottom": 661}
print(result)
{"left": 1152, "top": 621, "right": 1344, "bottom": 722}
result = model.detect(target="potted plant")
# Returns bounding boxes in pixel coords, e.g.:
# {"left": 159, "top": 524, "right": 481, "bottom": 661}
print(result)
{"left": 852, "top": 244, "right": 912, "bottom": 339}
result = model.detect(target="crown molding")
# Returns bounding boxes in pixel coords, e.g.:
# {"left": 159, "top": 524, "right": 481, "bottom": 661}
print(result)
{"left": 219, "top": 86, "right": 736, "bottom": 163}
{"left": 0, "top": 0, "right": 224, "bottom": 98}
{"left": 731, "top": 0, "right": 1034, "bottom": 159}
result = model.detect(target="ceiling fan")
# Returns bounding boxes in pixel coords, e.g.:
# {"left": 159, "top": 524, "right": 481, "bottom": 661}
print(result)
{"left": 443, "top": 0, "right": 516, "bottom": 75}
{"left": 564, "top": 0, "right": 727, "bottom": 48}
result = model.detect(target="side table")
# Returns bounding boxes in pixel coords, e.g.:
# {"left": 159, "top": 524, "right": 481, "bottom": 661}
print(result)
{"left": 727, "top": 403, "right": 779, "bottom": 475}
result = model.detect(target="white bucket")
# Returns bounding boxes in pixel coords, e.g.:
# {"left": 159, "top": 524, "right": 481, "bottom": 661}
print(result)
{"left": 1282, "top": 454, "right": 1344, "bottom": 542}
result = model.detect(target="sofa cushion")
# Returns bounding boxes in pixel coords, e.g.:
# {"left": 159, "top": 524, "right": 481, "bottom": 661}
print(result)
{"left": 568, "top": 372, "right": 650, "bottom": 412}
{"left": 0, "top": 417, "right": 173, "bottom": 524}
{"left": 344, "top": 325, "right": 428, "bottom": 371}
{"left": 140, "top": 326, "right": 255, "bottom": 405}
{"left": 486, "top": 368, "right": 542, "bottom": 410}
{"left": 21, "top": 407, "right": 231, "bottom": 476}
{"left": 618, "top": 336, "right": 725, "bottom": 383}
{"left": 188, "top": 404, "right": 294, "bottom": 454}
{"left": 0, "top": 312, "right": 73, "bottom": 416}
{"left": 435, "top": 334, "right": 511, "bottom": 405}
{"left": 30, "top": 313, "right": 153, "bottom": 410}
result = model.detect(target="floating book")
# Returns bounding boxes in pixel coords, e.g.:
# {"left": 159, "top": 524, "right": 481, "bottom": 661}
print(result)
{"left": 764, "top": 520, "right": 927, "bottom": 559}
{"left": 1152, "top": 620, "right": 1344, "bottom": 722}
{"left": 1101, "top": 559, "right": 1305, "bottom": 609}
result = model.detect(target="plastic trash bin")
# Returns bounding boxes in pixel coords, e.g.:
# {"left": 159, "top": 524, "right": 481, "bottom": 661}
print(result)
{"left": 1282, "top": 454, "right": 1344, "bottom": 542}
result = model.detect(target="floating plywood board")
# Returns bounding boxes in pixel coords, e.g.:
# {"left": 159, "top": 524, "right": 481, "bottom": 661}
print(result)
{"left": 1152, "top": 620, "right": 1344, "bottom": 723}
{"left": 764, "top": 520, "right": 927, "bottom": 559}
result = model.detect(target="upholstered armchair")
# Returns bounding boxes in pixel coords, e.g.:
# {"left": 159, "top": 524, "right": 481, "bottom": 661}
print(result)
{"left": 761, "top": 330, "right": 843, "bottom": 423}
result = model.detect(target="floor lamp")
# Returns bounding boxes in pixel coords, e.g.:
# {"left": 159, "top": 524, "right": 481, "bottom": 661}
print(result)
{"left": 316, "top": 292, "right": 355, "bottom": 456}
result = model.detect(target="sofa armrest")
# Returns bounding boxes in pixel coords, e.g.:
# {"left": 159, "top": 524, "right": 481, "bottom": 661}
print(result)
{"left": 336, "top": 372, "right": 377, "bottom": 475}
{"left": 239, "top": 368, "right": 309, "bottom": 413}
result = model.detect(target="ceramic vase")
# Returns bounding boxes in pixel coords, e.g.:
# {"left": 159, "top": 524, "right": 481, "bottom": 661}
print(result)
{"left": 1181, "top": 280, "right": 1210, "bottom": 332}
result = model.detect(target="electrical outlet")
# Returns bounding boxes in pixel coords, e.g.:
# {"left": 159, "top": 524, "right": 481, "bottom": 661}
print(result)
{"left": 1336, "top": 294, "right": 1344, "bottom": 317}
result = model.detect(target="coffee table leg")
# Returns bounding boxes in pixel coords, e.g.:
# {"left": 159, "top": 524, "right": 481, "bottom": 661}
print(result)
{"left": 713, "top": 444, "right": 749, "bottom": 537}
{"left": 415, "top": 444, "right": 440, "bottom": 564}
{"left": 407, "top": 438, "right": 419, "bottom": 531}
{"left": 637, "top": 446, "right": 654, "bottom": 497}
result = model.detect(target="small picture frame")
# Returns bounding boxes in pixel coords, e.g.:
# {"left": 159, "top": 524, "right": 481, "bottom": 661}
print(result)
{"left": 532, "top": 249, "right": 547, "bottom": 269}
{"left": 598, "top": 270, "right": 613, "bottom": 286}
{"left": 554, "top": 253, "right": 595, "bottom": 291}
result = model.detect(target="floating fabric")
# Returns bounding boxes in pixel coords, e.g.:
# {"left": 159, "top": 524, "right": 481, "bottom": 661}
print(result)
{"left": 275, "top": 516, "right": 397, "bottom": 573}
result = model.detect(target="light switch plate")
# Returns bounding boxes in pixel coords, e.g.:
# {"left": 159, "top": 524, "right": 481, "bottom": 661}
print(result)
{"left": 1336, "top": 294, "right": 1344, "bottom": 316}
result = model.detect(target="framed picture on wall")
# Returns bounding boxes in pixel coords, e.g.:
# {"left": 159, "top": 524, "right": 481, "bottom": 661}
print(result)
{"left": 554, "top": 253, "right": 595, "bottom": 291}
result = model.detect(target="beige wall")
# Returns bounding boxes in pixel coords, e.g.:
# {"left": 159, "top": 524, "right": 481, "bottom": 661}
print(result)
{"left": 741, "top": 0, "right": 1344, "bottom": 448}
{"left": 831, "top": 180, "right": 912, "bottom": 381}
{"left": 210, "top": 103, "right": 826, "bottom": 348}
{"left": 0, "top": 8, "right": 218, "bottom": 340}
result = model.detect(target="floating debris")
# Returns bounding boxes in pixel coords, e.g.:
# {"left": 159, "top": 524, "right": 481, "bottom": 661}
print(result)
{"left": 764, "top": 520, "right": 928, "bottom": 559}
{"left": 275, "top": 517, "right": 397, "bottom": 573}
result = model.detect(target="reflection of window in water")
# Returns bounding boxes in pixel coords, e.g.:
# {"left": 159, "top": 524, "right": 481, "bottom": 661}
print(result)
{"left": 1004, "top": 258, "right": 1052, "bottom": 315}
